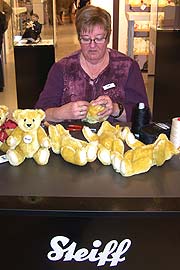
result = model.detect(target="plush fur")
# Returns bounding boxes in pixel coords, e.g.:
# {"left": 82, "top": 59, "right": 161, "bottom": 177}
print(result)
{"left": 6, "top": 109, "right": 50, "bottom": 166}
{"left": 48, "top": 123, "right": 98, "bottom": 166}
{"left": 83, "top": 121, "right": 179, "bottom": 177}
{"left": 82, "top": 102, "right": 108, "bottom": 124}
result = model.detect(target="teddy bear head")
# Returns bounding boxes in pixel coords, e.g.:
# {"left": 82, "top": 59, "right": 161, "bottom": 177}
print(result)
{"left": 13, "top": 109, "right": 45, "bottom": 132}
{"left": 0, "top": 105, "right": 9, "bottom": 126}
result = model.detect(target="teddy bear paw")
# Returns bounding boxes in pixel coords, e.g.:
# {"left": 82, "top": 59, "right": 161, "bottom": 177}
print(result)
{"left": 34, "top": 148, "right": 50, "bottom": 165}
{"left": 98, "top": 146, "right": 111, "bottom": 165}
{"left": 86, "top": 141, "right": 98, "bottom": 162}
{"left": 41, "top": 138, "right": 50, "bottom": 148}
{"left": 7, "top": 136, "right": 17, "bottom": 148}
{"left": 6, "top": 149, "right": 24, "bottom": 166}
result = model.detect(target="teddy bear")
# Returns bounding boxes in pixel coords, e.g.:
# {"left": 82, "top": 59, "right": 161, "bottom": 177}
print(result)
{"left": 0, "top": 105, "right": 17, "bottom": 153}
{"left": 82, "top": 102, "right": 108, "bottom": 124}
{"left": 111, "top": 133, "right": 179, "bottom": 177}
{"left": 6, "top": 109, "right": 50, "bottom": 166}
{"left": 82, "top": 121, "right": 179, "bottom": 176}
{"left": 48, "top": 123, "right": 98, "bottom": 166}
{"left": 82, "top": 121, "right": 127, "bottom": 165}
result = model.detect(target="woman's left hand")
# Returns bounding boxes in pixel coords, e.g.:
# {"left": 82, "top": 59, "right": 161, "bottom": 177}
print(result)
{"left": 91, "top": 96, "right": 114, "bottom": 120}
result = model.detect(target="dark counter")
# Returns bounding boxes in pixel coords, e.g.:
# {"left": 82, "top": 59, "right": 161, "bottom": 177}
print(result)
{"left": 0, "top": 148, "right": 180, "bottom": 211}
{"left": 1, "top": 138, "right": 180, "bottom": 270}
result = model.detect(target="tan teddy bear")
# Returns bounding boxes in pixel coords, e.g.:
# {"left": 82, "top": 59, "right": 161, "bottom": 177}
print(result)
{"left": 0, "top": 105, "right": 17, "bottom": 153}
{"left": 6, "top": 109, "right": 50, "bottom": 166}
{"left": 82, "top": 121, "right": 125, "bottom": 165}
{"left": 111, "top": 133, "right": 179, "bottom": 177}
{"left": 83, "top": 121, "right": 179, "bottom": 176}
{"left": 48, "top": 123, "right": 98, "bottom": 166}
{"left": 82, "top": 102, "right": 108, "bottom": 124}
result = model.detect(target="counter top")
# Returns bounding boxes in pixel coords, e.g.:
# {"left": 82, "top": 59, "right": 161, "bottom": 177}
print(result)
{"left": 0, "top": 146, "right": 180, "bottom": 212}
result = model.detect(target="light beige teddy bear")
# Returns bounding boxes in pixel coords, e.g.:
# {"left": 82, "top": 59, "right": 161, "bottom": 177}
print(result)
{"left": 82, "top": 121, "right": 126, "bottom": 165}
{"left": 82, "top": 102, "right": 108, "bottom": 124}
{"left": 111, "top": 133, "right": 179, "bottom": 177}
{"left": 83, "top": 121, "right": 179, "bottom": 177}
{"left": 6, "top": 109, "right": 50, "bottom": 166}
{"left": 48, "top": 123, "right": 98, "bottom": 166}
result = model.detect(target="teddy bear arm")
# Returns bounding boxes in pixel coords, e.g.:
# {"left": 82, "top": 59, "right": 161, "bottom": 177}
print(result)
{"left": 37, "top": 127, "right": 50, "bottom": 148}
{"left": 82, "top": 126, "right": 99, "bottom": 142}
{"left": 7, "top": 128, "right": 22, "bottom": 147}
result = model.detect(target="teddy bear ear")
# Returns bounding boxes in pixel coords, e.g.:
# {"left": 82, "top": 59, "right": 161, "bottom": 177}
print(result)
{"left": 37, "top": 109, "right": 45, "bottom": 120}
{"left": 0, "top": 105, "right": 8, "bottom": 114}
{"left": 13, "top": 109, "right": 22, "bottom": 121}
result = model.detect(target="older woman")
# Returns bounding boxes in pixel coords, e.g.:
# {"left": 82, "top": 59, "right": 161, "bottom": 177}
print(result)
{"left": 35, "top": 5, "right": 149, "bottom": 123}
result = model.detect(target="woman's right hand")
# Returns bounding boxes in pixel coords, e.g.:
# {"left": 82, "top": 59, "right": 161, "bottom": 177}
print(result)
{"left": 45, "top": 101, "right": 90, "bottom": 122}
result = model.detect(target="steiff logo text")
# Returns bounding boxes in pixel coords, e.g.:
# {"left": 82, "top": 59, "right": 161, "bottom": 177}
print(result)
{"left": 47, "top": 236, "right": 131, "bottom": 267}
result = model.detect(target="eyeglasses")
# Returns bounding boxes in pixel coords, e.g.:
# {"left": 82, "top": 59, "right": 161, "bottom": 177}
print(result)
{"left": 80, "top": 35, "right": 107, "bottom": 44}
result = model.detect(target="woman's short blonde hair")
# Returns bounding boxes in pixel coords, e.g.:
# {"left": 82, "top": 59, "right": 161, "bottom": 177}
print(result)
{"left": 75, "top": 5, "right": 111, "bottom": 42}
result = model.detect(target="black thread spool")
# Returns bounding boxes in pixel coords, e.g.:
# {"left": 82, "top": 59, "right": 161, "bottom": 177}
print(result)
{"left": 131, "top": 102, "right": 150, "bottom": 138}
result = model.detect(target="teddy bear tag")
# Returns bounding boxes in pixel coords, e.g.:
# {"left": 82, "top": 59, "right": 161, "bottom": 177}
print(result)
{"left": 23, "top": 135, "right": 32, "bottom": 144}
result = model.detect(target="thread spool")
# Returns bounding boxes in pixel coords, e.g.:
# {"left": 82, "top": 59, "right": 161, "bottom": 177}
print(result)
{"left": 170, "top": 117, "right": 180, "bottom": 149}
{"left": 131, "top": 102, "right": 150, "bottom": 138}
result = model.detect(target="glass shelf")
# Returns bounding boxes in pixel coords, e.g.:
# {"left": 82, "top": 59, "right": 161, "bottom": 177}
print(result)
{"left": 11, "top": 0, "right": 56, "bottom": 47}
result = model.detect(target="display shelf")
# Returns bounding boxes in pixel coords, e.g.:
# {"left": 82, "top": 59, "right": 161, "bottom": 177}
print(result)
{"left": 134, "top": 28, "right": 150, "bottom": 32}
{"left": 14, "top": 39, "right": 54, "bottom": 46}
{"left": 126, "top": 11, "right": 150, "bottom": 71}
{"left": 133, "top": 52, "right": 149, "bottom": 55}
{"left": 11, "top": 0, "right": 56, "bottom": 109}
{"left": 126, "top": 12, "right": 150, "bottom": 21}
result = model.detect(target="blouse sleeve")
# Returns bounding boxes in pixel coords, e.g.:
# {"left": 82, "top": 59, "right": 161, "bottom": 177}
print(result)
{"left": 34, "top": 62, "right": 64, "bottom": 110}
{"left": 123, "top": 60, "right": 149, "bottom": 122}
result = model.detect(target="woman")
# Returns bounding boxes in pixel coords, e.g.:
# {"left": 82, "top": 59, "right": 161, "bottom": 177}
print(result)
{"left": 35, "top": 5, "right": 149, "bottom": 123}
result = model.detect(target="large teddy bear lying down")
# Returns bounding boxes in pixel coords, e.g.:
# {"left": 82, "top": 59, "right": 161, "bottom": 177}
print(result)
{"left": 82, "top": 121, "right": 179, "bottom": 176}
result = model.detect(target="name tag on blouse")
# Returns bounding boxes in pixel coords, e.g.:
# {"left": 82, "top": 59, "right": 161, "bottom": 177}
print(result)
{"left": 103, "top": 83, "right": 116, "bottom": 91}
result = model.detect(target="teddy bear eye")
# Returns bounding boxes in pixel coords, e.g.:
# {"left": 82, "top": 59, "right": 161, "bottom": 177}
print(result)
{"left": 24, "top": 119, "right": 26, "bottom": 122}
{"left": 33, "top": 119, "right": 35, "bottom": 122}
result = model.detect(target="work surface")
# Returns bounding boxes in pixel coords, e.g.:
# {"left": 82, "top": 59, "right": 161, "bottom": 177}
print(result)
{"left": 0, "top": 147, "right": 180, "bottom": 211}
{"left": 1, "top": 122, "right": 180, "bottom": 269}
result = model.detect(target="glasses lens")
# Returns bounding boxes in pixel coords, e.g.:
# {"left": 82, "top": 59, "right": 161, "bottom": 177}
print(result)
{"left": 80, "top": 38, "right": 91, "bottom": 44}
{"left": 95, "top": 37, "right": 106, "bottom": 44}
{"left": 80, "top": 35, "right": 107, "bottom": 44}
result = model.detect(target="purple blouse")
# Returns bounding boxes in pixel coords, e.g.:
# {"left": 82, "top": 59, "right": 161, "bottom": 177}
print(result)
{"left": 35, "top": 49, "right": 149, "bottom": 122}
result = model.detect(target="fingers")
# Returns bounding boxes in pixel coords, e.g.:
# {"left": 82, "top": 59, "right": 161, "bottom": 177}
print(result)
{"left": 92, "top": 96, "right": 113, "bottom": 117}
{"left": 92, "top": 96, "right": 112, "bottom": 107}
{"left": 71, "top": 101, "right": 89, "bottom": 119}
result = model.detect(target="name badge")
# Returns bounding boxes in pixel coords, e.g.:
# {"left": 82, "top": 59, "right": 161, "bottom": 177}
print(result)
{"left": 103, "top": 83, "right": 116, "bottom": 91}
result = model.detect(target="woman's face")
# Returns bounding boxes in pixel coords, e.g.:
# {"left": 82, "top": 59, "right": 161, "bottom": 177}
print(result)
{"left": 80, "top": 25, "right": 109, "bottom": 64}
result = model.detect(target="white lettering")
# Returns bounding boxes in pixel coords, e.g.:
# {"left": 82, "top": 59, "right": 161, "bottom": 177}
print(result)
{"left": 47, "top": 236, "right": 132, "bottom": 267}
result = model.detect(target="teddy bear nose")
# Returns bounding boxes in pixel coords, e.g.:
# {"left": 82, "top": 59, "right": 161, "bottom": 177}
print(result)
{"left": 27, "top": 123, "right": 32, "bottom": 127}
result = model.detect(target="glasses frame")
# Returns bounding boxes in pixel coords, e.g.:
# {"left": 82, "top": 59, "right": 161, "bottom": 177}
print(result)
{"left": 79, "top": 34, "right": 108, "bottom": 45}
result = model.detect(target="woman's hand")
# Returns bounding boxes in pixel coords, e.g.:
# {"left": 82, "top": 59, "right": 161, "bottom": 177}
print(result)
{"left": 64, "top": 101, "right": 89, "bottom": 119}
{"left": 91, "top": 96, "right": 114, "bottom": 120}
{"left": 46, "top": 101, "right": 89, "bottom": 122}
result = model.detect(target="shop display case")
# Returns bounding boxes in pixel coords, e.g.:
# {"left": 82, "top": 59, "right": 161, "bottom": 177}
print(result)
{"left": 148, "top": 0, "right": 180, "bottom": 121}
{"left": 11, "top": 0, "right": 56, "bottom": 109}
{"left": 125, "top": 0, "right": 151, "bottom": 70}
